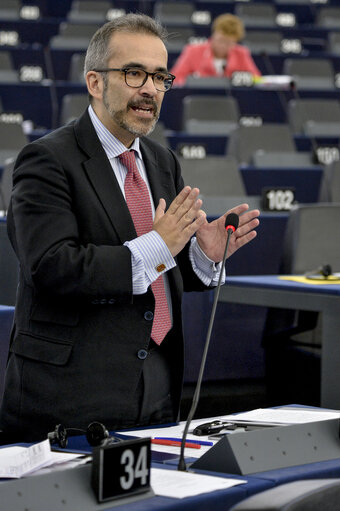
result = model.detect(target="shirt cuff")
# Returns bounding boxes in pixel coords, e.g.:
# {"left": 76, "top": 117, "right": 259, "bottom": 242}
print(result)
{"left": 124, "top": 231, "right": 176, "bottom": 294}
{"left": 189, "top": 237, "right": 226, "bottom": 286}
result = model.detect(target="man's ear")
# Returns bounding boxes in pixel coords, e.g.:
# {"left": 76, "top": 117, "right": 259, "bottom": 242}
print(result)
{"left": 86, "top": 71, "right": 103, "bottom": 101}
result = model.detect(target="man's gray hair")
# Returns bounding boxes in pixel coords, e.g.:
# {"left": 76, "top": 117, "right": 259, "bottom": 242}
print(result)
{"left": 84, "top": 13, "right": 167, "bottom": 77}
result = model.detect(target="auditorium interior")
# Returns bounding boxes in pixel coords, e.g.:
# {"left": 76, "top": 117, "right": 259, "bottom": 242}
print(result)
{"left": 1, "top": 0, "right": 340, "bottom": 423}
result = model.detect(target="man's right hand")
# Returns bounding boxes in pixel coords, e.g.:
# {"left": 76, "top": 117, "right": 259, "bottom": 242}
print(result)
{"left": 153, "top": 186, "right": 207, "bottom": 257}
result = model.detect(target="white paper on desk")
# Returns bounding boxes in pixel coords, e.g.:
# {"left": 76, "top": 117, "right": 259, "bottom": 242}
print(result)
{"left": 150, "top": 467, "right": 246, "bottom": 499}
{"left": 223, "top": 408, "right": 340, "bottom": 425}
{"left": 0, "top": 440, "right": 84, "bottom": 478}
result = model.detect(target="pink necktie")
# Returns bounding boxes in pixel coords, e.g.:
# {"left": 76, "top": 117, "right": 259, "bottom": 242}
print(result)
{"left": 119, "top": 150, "right": 171, "bottom": 345}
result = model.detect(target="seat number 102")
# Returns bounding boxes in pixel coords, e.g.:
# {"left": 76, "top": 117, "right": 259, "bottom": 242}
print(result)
{"left": 263, "top": 188, "right": 296, "bottom": 211}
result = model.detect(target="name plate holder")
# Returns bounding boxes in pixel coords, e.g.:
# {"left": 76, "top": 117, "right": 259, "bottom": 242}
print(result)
{"left": 192, "top": 418, "right": 340, "bottom": 475}
{"left": 92, "top": 437, "right": 152, "bottom": 503}
{"left": 0, "top": 438, "right": 153, "bottom": 511}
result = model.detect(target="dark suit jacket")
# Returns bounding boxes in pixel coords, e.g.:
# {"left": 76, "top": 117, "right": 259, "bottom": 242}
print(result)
{"left": 0, "top": 110, "right": 208, "bottom": 440}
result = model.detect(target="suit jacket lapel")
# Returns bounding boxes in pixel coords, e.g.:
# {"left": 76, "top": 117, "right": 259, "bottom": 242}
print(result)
{"left": 140, "top": 138, "right": 173, "bottom": 210}
{"left": 74, "top": 111, "right": 174, "bottom": 242}
{"left": 74, "top": 111, "right": 137, "bottom": 242}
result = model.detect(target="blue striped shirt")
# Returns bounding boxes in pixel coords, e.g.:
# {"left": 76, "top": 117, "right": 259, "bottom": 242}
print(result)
{"left": 88, "top": 105, "right": 224, "bottom": 300}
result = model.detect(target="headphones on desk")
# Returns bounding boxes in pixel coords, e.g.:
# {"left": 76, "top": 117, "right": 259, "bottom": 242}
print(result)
{"left": 305, "top": 264, "right": 333, "bottom": 280}
{"left": 48, "top": 421, "right": 122, "bottom": 449}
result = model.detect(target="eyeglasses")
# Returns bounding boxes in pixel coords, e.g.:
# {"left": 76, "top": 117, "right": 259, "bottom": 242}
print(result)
{"left": 93, "top": 67, "right": 176, "bottom": 92}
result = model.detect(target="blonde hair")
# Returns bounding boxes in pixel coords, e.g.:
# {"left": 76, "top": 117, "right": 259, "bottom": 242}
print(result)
{"left": 212, "top": 14, "right": 245, "bottom": 42}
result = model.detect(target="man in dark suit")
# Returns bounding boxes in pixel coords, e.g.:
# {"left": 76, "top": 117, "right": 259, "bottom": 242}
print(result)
{"left": 0, "top": 14, "right": 259, "bottom": 442}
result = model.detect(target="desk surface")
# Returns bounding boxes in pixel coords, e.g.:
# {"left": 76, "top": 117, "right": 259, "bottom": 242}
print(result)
{"left": 221, "top": 275, "right": 340, "bottom": 297}
{"left": 219, "top": 276, "right": 340, "bottom": 408}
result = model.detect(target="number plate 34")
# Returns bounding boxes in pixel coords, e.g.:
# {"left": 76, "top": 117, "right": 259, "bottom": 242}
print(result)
{"left": 92, "top": 437, "right": 151, "bottom": 502}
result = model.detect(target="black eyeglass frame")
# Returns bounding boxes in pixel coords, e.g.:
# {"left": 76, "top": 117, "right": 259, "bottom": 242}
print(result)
{"left": 92, "top": 67, "right": 176, "bottom": 92}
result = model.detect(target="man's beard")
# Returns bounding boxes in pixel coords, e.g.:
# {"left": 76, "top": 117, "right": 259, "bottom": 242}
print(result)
{"left": 103, "top": 84, "right": 159, "bottom": 137}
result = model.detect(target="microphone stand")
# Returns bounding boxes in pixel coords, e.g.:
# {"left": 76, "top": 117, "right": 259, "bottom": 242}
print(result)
{"left": 178, "top": 216, "right": 238, "bottom": 471}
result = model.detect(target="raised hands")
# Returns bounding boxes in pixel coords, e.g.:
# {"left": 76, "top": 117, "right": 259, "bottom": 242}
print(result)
{"left": 153, "top": 187, "right": 260, "bottom": 261}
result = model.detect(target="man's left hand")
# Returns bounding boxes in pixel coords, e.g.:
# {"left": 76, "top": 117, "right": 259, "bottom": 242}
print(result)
{"left": 196, "top": 203, "right": 260, "bottom": 262}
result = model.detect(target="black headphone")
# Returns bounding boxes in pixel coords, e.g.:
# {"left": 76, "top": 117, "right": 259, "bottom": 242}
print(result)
{"left": 305, "top": 264, "right": 333, "bottom": 280}
{"left": 48, "top": 421, "right": 121, "bottom": 449}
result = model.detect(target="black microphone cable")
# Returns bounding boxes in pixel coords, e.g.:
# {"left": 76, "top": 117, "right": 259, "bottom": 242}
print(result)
{"left": 178, "top": 212, "right": 239, "bottom": 471}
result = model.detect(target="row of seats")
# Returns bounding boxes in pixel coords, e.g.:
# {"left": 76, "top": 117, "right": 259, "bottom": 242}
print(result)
{"left": 2, "top": 0, "right": 340, "bottom": 27}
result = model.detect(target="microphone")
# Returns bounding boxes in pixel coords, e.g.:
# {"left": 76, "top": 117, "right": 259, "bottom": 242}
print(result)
{"left": 177, "top": 212, "right": 239, "bottom": 471}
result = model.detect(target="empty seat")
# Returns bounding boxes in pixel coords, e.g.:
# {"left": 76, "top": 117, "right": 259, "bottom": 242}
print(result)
{"left": 252, "top": 150, "right": 316, "bottom": 168}
{"left": 316, "top": 7, "right": 340, "bottom": 29}
{"left": 68, "top": 52, "right": 86, "bottom": 83}
{"left": 243, "top": 30, "right": 282, "bottom": 54}
{"left": 50, "top": 22, "right": 101, "bottom": 50}
{"left": 0, "top": 160, "right": 14, "bottom": 213}
{"left": 227, "top": 123, "right": 296, "bottom": 165}
{"left": 184, "top": 76, "right": 230, "bottom": 89}
{"left": 179, "top": 155, "right": 246, "bottom": 196}
{"left": 67, "top": 1, "right": 112, "bottom": 23}
{"left": 319, "top": 160, "right": 340, "bottom": 202}
{"left": 0, "top": 51, "right": 19, "bottom": 84}
{"left": 283, "top": 58, "right": 335, "bottom": 90}
{"left": 234, "top": 3, "right": 277, "bottom": 28}
{"left": 328, "top": 31, "right": 340, "bottom": 55}
{"left": 153, "top": 1, "right": 195, "bottom": 26}
{"left": 183, "top": 95, "right": 240, "bottom": 135}
{"left": 0, "top": 123, "right": 27, "bottom": 167}
{"left": 166, "top": 27, "right": 195, "bottom": 53}
{"left": 0, "top": 0, "right": 21, "bottom": 20}
{"left": 59, "top": 93, "right": 88, "bottom": 126}
{"left": 288, "top": 98, "right": 340, "bottom": 136}
{"left": 264, "top": 203, "right": 340, "bottom": 406}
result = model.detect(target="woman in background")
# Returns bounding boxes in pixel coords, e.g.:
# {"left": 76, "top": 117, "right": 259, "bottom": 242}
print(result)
{"left": 171, "top": 13, "right": 261, "bottom": 85}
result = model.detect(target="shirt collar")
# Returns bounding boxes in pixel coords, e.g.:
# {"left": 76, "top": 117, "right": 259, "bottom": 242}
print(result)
{"left": 88, "top": 104, "right": 142, "bottom": 160}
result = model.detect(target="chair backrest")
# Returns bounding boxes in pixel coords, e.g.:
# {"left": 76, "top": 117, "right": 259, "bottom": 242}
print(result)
{"left": 0, "top": 220, "right": 18, "bottom": 306}
{"left": 316, "top": 7, "right": 340, "bottom": 28}
{"left": 68, "top": 52, "right": 86, "bottom": 83}
{"left": 0, "top": 0, "right": 21, "bottom": 20}
{"left": 0, "top": 51, "right": 18, "bottom": 83}
{"left": 235, "top": 3, "right": 277, "bottom": 27}
{"left": 283, "top": 58, "right": 335, "bottom": 89}
{"left": 183, "top": 95, "right": 239, "bottom": 126}
{"left": 0, "top": 160, "right": 14, "bottom": 213}
{"left": 0, "top": 122, "right": 27, "bottom": 150}
{"left": 179, "top": 155, "right": 245, "bottom": 196}
{"left": 328, "top": 31, "right": 340, "bottom": 54}
{"left": 280, "top": 204, "right": 340, "bottom": 274}
{"left": 60, "top": 93, "right": 88, "bottom": 126}
{"left": 227, "top": 123, "right": 296, "bottom": 165}
{"left": 252, "top": 150, "right": 315, "bottom": 168}
{"left": 288, "top": 99, "right": 340, "bottom": 134}
{"left": 50, "top": 22, "right": 100, "bottom": 49}
{"left": 319, "top": 160, "right": 340, "bottom": 202}
{"left": 230, "top": 479, "right": 340, "bottom": 510}
{"left": 153, "top": 1, "right": 194, "bottom": 25}
{"left": 243, "top": 30, "right": 282, "bottom": 54}
{"left": 184, "top": 76, "right": 230, "bottom": 89}
{"left": 67, "top": 0, "right": 112, "bottom": 23}
{"left": 166, "top": 27, "right": 195, "bottom": 52}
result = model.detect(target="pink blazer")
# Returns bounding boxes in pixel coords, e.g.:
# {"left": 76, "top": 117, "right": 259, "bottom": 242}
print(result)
{"left": 171, "top": 39, "right": 261, "bottom": 85}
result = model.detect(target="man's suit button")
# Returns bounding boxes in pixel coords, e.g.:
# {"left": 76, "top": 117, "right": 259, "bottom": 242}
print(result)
{"left": 137, "top": 349, "right": 148, "bottom": 360}
{"left": 144, "top": 311, "right": 153, "bottom": 321}
{"left": 100, "top": 298, "right": 107, "bottom": 304}
{"left": 91, "top": 299, "right": 99, "bottom": 304}
{"left": 108, "top": 298, "right": 115, "bottom": 304}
